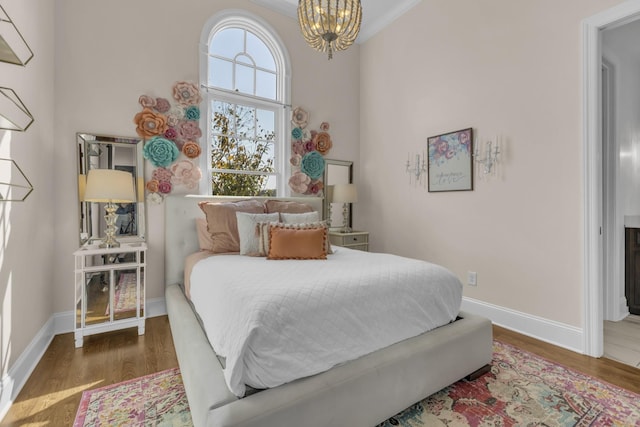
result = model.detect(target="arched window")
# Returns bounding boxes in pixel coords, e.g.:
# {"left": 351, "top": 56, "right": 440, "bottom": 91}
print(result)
{"left": 200, "top": 10, "right": 291, "bottom": 196}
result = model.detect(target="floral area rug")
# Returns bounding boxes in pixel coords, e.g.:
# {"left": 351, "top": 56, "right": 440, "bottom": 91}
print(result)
{"left": 379, "top": 340, "right": 640, "bottom": 427}
{"left": 73, "top": 367, "right": 192, "bottom": 427}
{"left": 105, "top": 272, "right": 137, "bottom": 315}
{"left": 74, "top": 342, "right": 640, "bottom": 427}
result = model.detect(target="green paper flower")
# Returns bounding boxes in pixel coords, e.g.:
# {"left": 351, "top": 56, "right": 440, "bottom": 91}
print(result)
{"left": 291, "top": 127, "right": 304, "bottom": 141}
{"left": 184, "top": 105, "right": 200, "bottom": 121}
{"left": 143, "top": 136, "right": 179, "bottom": 168}
{"left": 300, "top": 151, "right": 325, "bottom": 180}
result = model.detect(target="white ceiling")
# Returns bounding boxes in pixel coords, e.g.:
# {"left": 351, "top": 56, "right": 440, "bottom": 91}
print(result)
{"left": 250, "top": 0, "right": 422, "bottom": 42}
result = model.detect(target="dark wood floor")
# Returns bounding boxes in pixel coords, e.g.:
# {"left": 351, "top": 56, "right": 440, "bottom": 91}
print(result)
{"left": 1, "top": 318, "right": 639, "bottom": 426}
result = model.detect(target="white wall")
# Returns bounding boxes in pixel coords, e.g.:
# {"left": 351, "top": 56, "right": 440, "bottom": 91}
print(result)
{"left": 52, "top": 0, "right": 360, "bottom": 313}
{"left": 358, "top": 0, "right": 627, "bottom": 329}
{"left": 0, "top": 0, "right": 55, "bottom": 401}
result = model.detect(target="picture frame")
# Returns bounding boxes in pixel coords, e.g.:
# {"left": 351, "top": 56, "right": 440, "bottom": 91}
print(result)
{"left": 427, "top": 127, "right": 474, "bottom": 192}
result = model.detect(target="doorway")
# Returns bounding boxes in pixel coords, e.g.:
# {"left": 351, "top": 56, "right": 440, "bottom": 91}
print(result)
{"left": 584, "top": 1, "right": 640, "bottom": 359}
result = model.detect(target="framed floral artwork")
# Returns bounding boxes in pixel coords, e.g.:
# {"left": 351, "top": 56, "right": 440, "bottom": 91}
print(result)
{"left": 427, "top": 127, "right": 474, "bottom": 192}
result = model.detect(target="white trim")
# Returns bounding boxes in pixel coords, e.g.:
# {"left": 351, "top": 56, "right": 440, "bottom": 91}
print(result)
{"left": 0, "top": 298, "right": 167, "bottom": 420}
{"left": 582, "top": 0, "right": 640, "bottom": 357}
{"left": 461, "top": 297, "right": 583, "bottom": 353}
{"left": 601, "top": 57, "right": 628, "bottom": 322}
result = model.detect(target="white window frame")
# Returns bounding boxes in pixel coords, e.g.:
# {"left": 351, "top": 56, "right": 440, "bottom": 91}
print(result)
{"left": 199, "top": 9, "right": 291, "bottom": 196}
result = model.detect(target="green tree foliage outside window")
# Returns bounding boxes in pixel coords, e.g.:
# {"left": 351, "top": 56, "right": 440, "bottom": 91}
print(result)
{"left": 211, "top": 104, "right": 276, "bottom": 196}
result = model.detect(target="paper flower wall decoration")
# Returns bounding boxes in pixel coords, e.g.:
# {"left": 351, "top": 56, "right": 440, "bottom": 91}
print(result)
{"left": 288, "top": 107, "right": 333, "bottom": 195}
{"left": 134, "top": 81, "right": 203, "bottom": 201}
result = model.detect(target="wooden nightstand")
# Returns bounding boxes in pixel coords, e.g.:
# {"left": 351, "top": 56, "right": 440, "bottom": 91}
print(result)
{"left": 74, "top": 242, "right": 146, "bottom": 347}
{"left": 329, "top": 231, "right": 369, "bottom": 252}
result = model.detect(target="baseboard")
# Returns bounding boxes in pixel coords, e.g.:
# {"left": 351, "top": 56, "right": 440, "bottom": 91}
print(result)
{"left": 0, "top": 297, "right": 167, "bottom": 420}
{"left": 0, "top": 316, "right": 55, "bottom": 422}
{"left": 461, "top": 297, "right": 584, "bottom": 353}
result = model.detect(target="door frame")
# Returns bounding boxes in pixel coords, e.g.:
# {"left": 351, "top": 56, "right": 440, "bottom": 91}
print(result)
{"left": 583, "top": 0, "right": 640, "bottom": 357}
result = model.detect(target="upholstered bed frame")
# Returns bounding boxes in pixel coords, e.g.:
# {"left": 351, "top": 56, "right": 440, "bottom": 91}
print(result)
{"left": 164, "top": 195, "right": 493, "bottom": 427}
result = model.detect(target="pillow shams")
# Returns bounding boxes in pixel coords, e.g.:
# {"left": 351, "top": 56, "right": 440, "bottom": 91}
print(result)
{"left": 280, "top": 211, "right": 320, "bottom": 224}
{"left": 264, "top": 200, "right": 313, "bottom": 214}
{"left": 198, "top": 199, "right": 265, "bottom": 253}
{"left": 236, "top": 212, "right": 280, "bottom": 256}
{"left": 196, "top": 218, "right": 215, "bottom": 252}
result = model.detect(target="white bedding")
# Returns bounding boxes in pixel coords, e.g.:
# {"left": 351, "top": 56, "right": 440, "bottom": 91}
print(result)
{"left": 189, "top": 247, "right": 463, "bottom": 397}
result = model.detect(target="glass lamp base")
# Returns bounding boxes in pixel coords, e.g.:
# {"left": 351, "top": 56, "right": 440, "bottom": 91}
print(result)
{"left": 99, "top": 202, "right": 121, "bottom": 248}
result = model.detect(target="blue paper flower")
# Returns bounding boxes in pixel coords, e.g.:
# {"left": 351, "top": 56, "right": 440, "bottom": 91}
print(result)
{"left": 291, "top": 127, "right": 304, "bottom": 141}
{"left": 143, "top": 136, "right": 180, "bottom": 168}
{"left": 300, "top": 151, "right": 325, "bottom": 180}
{"left": 184, "top": 105, "right": 200, "bottom": 121}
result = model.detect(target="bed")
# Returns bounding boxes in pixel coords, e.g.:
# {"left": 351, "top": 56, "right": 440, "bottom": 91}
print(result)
{"left": 165, "top": 195, "right": 493, "bottom": 427}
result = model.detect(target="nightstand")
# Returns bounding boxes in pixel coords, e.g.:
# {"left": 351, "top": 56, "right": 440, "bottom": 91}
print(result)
{"left": 74, "top": 242, "right": 146, "bottom": 347}
{"left": 329, "top": 231, "right": 369, "bottom": 251}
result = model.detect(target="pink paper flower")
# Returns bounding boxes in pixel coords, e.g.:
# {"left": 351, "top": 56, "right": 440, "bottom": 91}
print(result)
{"left": 288, "top": 171, "right": 311, "bottom": 194}
{"left": 152, "top": 167, "right": 172, "bottom": 183}
{"left": 306, "top": 180, "right": 324, "bottom": 195}
{"left": 320, "top": 122, "right": 330, "bottom": 132}
{"left": 158, "top": 181, "right": 172, "bottom": 194}
{"left": 171, "top": 160, "right": 202, "bottom": 190}
{"left": 164, "top": 127, "right": 178, "bottom": 141}
{"left": 139, "top": 95, "right": 156, "bottom": 108}
{"left": 292, "top": 141, "right": 306, "bottom": 156}
{"left": 155, "top": 97, "right": 171, "bottom": 113}
{"left": 172, "top": 81, "right": 202, "bottom": 106}
{"left": 290, "top": 154, "right": 301, "bottom": 167}
{"left": 178, "top": 120, "right": 202, "bottom": 140}
{"left": 304, "top": 139, "right": 316, "bottom": 153}
{"left": 291, "top": 107, "right": 309, "bottom": 129}
{"left": 166, "top": 107, "right": 184, "bottom": 127}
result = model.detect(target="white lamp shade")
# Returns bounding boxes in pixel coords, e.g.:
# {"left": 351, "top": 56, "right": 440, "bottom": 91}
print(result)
{"left": 84, "top": 169, "right": 135, "bottom": 203}
{"left": 332, "top": 183, "right": 357, "bottom": 203}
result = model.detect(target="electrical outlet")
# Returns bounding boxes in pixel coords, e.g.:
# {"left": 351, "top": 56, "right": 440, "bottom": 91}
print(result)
{"left": 467, "top": 271, "right": 477, "bottom": 286}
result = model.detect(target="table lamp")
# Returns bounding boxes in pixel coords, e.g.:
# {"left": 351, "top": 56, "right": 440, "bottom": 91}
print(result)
{"left": 84, "top": 169, "right": 135, "bottom": 248}
{"left": 332, "top": 183, "right": 357, "bottom": 233}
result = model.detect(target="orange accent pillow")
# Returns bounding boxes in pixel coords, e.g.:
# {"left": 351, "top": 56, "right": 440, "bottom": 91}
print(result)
{"left": 198, "top": 199, "right": 265, "bottom": 253}
{"left": 267, "top": 225, "right": 327, "bottom": 260}
{"left": 265, "top": 200, "right": 314, "bottom": 214}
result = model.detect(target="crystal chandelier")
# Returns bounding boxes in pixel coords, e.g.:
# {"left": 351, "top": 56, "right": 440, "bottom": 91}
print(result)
{"left": 297, "top": 0, "right": 362, "bottom": 60}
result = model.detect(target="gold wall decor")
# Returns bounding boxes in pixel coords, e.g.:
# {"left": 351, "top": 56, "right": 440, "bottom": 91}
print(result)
{"left": 0, "top": 87, "right": 33, "bottom": 131}
{"left": 0, "top": 4, "right": 34, "bottom": 66}
{"left": 0, "top": 158, "right": 33, "bottom": 201}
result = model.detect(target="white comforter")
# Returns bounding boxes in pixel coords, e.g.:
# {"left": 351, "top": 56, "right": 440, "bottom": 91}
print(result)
{"left": 189, "top": 247, "right": 463, "bottom": 397}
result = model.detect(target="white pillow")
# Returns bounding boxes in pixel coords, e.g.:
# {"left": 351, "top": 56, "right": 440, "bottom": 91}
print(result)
{"left": 280, "top": 211, "right": 320, "bottom": 224}
{"left": 236, "top": 212, "right": 280, "bottom": 256}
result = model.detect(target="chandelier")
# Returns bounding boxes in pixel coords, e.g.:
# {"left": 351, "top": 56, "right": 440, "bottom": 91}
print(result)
{"left": 297, "top": 0, "right": 362, "bottom": 60}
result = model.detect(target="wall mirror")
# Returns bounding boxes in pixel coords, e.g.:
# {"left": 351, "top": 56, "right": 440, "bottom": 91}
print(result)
{"left": 77, "top": 133, "right": 145, "bottom": 245}
{"left": 323, "top": 159, "right": 353, "bottom": 230}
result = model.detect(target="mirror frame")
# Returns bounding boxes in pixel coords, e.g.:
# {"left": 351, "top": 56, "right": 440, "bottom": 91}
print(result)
{"left": 77, "top": 132, "right": 145, "bottom": 245}
{"left": 323, "top": 159, "right": 354, "bottom": 230}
